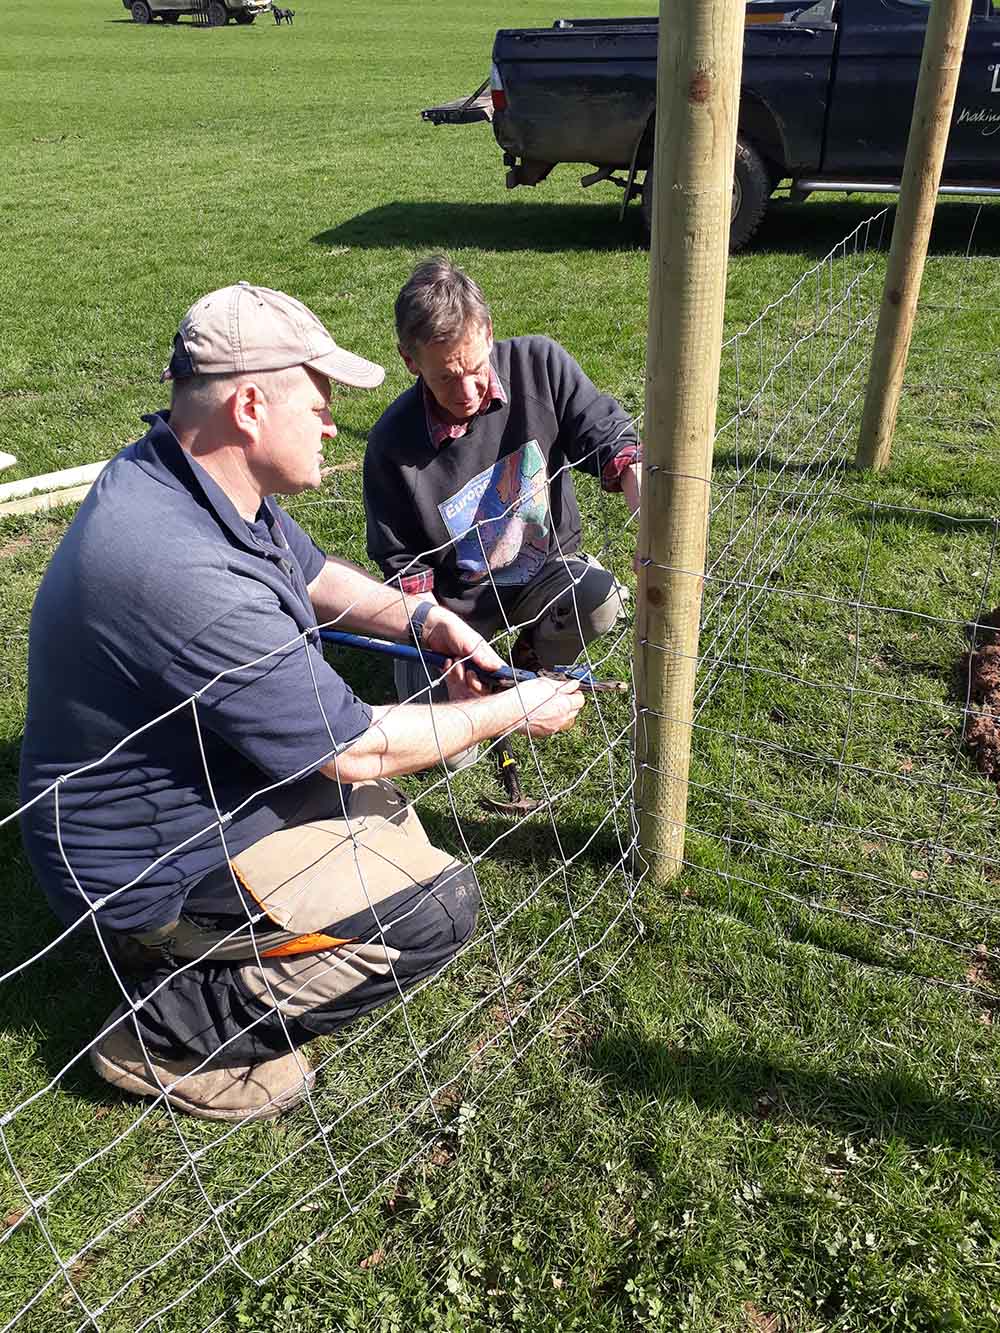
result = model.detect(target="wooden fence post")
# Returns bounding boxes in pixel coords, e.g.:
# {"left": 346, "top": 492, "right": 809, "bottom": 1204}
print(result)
{"left": 634, "top": 0, "right": 746, "bottom": 885}
{"left": 856, "top": 0, "right": 973, "bottom": 471}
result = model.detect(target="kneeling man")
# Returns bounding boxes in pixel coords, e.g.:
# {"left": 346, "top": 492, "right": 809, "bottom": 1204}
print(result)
{"left": 19, "top": 282, "right": 583, "bottom": 1122}
{"left": 364, "top": 255, "right": 641, "bottom": 718}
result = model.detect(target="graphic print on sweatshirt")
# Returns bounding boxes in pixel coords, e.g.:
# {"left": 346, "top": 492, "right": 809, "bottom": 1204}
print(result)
{"left": 438, "top": 441, "right": 550, "bottom": 586}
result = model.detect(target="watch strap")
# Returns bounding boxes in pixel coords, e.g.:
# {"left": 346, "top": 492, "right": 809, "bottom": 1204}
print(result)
{"left": 408, "top": 600, "right": 435, "bottom": 648}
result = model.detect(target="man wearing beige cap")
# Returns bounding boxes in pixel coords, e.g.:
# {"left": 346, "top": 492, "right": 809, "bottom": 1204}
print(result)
{"left": 18, "top": 282, "right": 583, "bottom": 1122}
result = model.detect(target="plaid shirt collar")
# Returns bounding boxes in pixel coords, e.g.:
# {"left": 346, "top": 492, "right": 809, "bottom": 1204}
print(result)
{"left": 422, "top": 364, "right": 507, "bottom": 448}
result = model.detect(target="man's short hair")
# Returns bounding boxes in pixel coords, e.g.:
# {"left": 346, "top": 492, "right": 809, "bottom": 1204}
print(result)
{"left": 169, "top": 365, "right": 303, "bottom": 417}
{"left": 395, "top": 256, "right": 492, "bottom": 355}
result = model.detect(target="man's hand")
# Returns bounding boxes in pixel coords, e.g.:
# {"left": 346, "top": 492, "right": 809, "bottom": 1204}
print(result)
{"left": 621, "top": 461, "right": 642, "bottom": 520}
{"left": 332, "top": 672, "right": 585, "bottom": 784}
{"left": 421, "top": 605, "right": 505, "bottom": 696}
{"left": 509, "top": 677, "right": 585, "bottom": 738}
{"left": 621, "top": 461, "right": 643, "bottom": 576}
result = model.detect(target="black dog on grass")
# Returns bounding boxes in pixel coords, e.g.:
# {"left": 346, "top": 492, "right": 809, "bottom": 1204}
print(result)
{"left": 272, "top": 5, "right": 294, "bottom": 23}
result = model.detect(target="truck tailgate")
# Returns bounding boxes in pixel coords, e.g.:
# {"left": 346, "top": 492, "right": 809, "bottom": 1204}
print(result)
{"left": 422, "top": 83, "right": 492, "bottom": 126}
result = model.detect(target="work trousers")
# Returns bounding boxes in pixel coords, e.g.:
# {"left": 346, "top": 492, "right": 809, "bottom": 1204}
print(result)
{"left": 109, "top": 781, "right": 478, "bottom": 1065}
{"left": 395, "top": 553, "right": 628, "bottom": 706}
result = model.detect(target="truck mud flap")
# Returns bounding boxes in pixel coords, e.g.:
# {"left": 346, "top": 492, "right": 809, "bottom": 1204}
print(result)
{"left": 505, "top": 158, "right": 556, "bottom": 189}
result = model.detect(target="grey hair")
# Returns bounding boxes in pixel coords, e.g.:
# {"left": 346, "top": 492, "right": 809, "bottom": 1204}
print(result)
{"left": 394, "top": 255, "right": 492, "bottom": 355}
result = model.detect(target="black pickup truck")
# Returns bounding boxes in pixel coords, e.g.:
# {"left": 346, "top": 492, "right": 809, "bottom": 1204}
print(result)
{"left": 424, "top": 0, "right": 1000, "bottom": 250}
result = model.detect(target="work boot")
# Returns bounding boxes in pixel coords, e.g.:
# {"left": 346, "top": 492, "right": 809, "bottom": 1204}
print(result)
{"left": 89, "top": 1005, "right": 314, "bottom": 1122}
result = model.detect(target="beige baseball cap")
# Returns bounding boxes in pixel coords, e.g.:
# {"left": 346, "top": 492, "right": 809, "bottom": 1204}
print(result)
{"left": 161, "top": 281, "right": 385, "bottom": 389}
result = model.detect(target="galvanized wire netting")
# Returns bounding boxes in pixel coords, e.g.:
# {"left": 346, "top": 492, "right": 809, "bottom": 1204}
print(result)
{"left": 701, "top": 209, "right": 889, "bottom": 711}
{"left": 7, "top": 209, "right": 984, "bottom": 1331}
{"left": 644, "top": 203, "right": 1000, "bottom": 1004}
{"left": 673, "top": 491, "right": 1000, "bottom": 1002}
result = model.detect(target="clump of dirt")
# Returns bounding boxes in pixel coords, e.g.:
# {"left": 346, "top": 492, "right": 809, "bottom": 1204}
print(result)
{"left": 0, "top": 518, "right": 61, "bottom": 561}
{"left": 957, "top": 608, "right": 1000, "bottom": 780}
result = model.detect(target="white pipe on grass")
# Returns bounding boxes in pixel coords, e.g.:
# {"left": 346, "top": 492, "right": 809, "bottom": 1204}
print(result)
{"left": 0, "top": 460, "right": 107, "bottom": 503}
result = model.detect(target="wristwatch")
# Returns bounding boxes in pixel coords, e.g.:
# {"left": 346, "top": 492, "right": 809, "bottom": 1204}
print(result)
{"left": 408, "top": 600, "right": 436, "bottom": 649}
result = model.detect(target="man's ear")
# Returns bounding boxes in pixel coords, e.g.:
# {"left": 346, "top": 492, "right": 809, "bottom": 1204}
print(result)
{"left": 232, "top": 380, "right": 266, "bottom": 436}
{"left": 399, "top": 344, "right": 421, "bottom": 378}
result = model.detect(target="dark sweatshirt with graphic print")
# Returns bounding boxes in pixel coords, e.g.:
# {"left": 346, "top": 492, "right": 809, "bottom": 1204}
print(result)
{"left": 364, "top": 335, "right": 639, "bottom": 629}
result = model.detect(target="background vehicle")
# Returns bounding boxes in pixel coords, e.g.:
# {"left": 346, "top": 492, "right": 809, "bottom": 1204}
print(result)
{"left": 424, "top": 0, "right": 1000, "bottom": 250}
{"left": 123, "top": 0, "right": 270, "bottom": 25}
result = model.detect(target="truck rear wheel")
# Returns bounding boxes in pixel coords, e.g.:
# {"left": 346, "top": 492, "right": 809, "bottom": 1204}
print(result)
{"left": 207, "top": 1, "right": 229, "bottom": 24}
{"left": 640, "top": 134, "right": 772, "bottom": 254}
{"left": 130, "top": 0, "right": 152, "bottom": 22}
{"left": 730, "top": 137, "right": 770, "bottom": 253}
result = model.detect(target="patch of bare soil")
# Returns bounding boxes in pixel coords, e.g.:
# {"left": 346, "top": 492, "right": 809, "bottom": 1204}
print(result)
{"left": 0, "top": 520, "right": 61, "bottom": 560}
{"left": 957, "top": 608, "right": 1000, "bottom": 780}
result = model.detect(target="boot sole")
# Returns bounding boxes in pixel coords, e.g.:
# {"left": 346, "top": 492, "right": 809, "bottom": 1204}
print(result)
{"left": 90, "top": 1045, "right": 314, "bottom": 1122}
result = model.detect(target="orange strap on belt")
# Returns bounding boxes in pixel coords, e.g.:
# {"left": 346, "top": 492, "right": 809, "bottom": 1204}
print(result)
{"left": 228, "top": 862, "right": 353, "bottom": 959}
{"left": 260, "top": 932, "right": 353, "bottom": 959}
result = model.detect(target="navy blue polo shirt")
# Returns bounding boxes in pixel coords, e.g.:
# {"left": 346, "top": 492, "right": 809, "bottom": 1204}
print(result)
{"left": 18, "top": 413, "right": 372, "bottom": 934}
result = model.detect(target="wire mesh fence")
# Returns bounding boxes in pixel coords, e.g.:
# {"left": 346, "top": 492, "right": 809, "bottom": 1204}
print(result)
{"left": 674, "top": 491, "right": 1000, "bottom": 1000}
{"left": 701, "top": 209, "right": 889, "bottom": 712}
{"left": 904, "top": 199, "right": 1000, "bottom": 462}
{"left": 4, "top": 206, "right": 998, "bottom": 1330}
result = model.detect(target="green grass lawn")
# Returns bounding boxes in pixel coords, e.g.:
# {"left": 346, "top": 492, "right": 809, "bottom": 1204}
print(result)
{"left": 4, "top": 2, "right": 1000, "bottom": 1330}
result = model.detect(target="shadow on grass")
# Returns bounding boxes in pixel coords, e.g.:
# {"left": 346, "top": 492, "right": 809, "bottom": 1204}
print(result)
{"left": 416, "top": 793, "right": 636, "bottom": 880}
{"left": 710, "top": 450, "right": 852, "bottom": 481}
{"left": 706, "top": 476, "right": 1000, "bottom": 537}
{"left": 585, "top": 1031, "right": 1000, "bottom": 1153}
{"left": 745, "top": 198, "right": 892, "bottom": 259}
{"left": 105, "top": 18, "right": 258, "bottom": 27}
{"left": 0, "top": 735, "right": 20, "bottom": 815}
{"left": 838, "top": 497, "right": 1000, "bottom": 539}
{"left": 1, "top": 741, "right": 55, "bottom": 972}
{"left": 315, "top": 196, "right": 1000, "bottom": 261}
{"left": 323, "top": 642, "right": 396, "bottom": 701}
{"left": 0, "top": 817, "right": 114, "bottom": 1103}
{"left": 745, "top": 196, "right": 1000, "bottom": 260}
{"left": 312, "top": 201, "right": 645, "bottom": 255}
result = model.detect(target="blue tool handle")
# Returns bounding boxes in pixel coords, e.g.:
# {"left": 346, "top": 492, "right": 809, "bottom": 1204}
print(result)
{"left": 318, "top": 629, "right": 619, "bottom": 691}
{"left": 319, "top": 630, "right": 527, "bottom": 686}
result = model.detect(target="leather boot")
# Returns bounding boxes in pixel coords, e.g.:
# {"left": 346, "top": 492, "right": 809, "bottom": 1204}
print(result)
{"left": 89, "top": 1004, "right": 314, "bottom": 1122}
